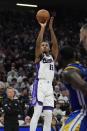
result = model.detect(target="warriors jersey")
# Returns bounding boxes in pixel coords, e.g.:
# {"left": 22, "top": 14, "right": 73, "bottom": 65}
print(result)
{"left": 60, "top": 61, "right": 87, "bottom": 131}
{"left": 64, "top": 61, "right": 87, "bottom": 110}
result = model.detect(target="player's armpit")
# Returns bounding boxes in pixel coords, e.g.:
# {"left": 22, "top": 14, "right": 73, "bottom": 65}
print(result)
{"left": 35, "top": 54, "right": 43, "bottom": 63}
{"left": 35, "top": 57, "right": 40, "bottom": 64}
{"left": 62, "top": 69, "right": 87, "bottom": 96}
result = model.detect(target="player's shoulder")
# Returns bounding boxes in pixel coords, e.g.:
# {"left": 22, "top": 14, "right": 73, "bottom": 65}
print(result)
{"left": 64, "top": 61, "right": 87, "bottom": 77}
{"left": 64, "top": 61, "right": 83, "bottom": 71}
{"left": 35, "top": 54, "right": 43, "bottom": 63}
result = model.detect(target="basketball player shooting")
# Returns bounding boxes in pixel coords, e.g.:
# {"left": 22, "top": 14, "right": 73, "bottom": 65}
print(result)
{"left": 30, "top": 16, "right": 58, "bottom": 131}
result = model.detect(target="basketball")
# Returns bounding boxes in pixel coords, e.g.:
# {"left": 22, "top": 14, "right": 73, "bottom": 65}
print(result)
{"left": 36, "top": 9, "right": 50, "bottom": 23}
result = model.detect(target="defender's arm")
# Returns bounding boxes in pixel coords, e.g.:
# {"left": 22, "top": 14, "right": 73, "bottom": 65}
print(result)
{"left": 61, "top": 69, "right": 87, "bottom": 96}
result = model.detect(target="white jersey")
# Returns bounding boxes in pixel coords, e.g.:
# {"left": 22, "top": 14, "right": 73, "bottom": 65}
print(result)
{"left": 35, "top": 54, "right": 54, "bottom": 81}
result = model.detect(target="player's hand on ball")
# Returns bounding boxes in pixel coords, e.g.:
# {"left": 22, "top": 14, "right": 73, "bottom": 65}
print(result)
{"left": 49, "top": 16, "right": 54, "bottom": 30}
{"left": 39, "top": 20, "right": 47, "bottom": 28}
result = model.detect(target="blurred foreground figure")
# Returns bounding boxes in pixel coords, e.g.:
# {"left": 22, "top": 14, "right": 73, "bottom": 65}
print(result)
{"left": 59, "top": 46, "right": 87, "bottom": 131}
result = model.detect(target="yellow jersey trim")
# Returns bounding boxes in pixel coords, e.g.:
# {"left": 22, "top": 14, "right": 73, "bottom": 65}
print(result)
{"left": 64, "top": 66, "right": 80, "bottom": 71}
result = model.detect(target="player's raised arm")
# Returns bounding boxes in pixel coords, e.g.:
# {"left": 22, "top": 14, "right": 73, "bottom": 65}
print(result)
{"left": 49, "top": 17, "right": 58, "bottom": 63}
{"left": 61, "top": 68, "right": 87, "bottom": 97}
{"left": 35, "top": 22, "right": 47, "bottom": 63}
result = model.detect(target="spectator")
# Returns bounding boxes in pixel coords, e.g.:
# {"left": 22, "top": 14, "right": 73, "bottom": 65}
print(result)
{"left": 16, "top": 78, "right": 23, "bottom": 93}
{"left": 28, "top": 77, "right": 34, "bottom": 96}
{"left": 21, "top": 77, "right": 30, "bottom": 89}
{"left": 7, "top": 69, "right": 18, "bottom": 84}
{"left": 17, "top": 69, "right": 26, "bottom": 86}
{"left": 11, "top": 78, "right": 18, "bottom": 89}
{"left": 3, "top": 87, "right": 21, "bottom": 131}
{"left": 18, "top": 87, "right": 30, "bottom": 119}
{"left": 0, "top": 82, "right": 6, "bottom": 111}
{"left": 22, "top": 116, "right": 31, "bottom": 126}
{"left": 51, "top": 117, "right": 59, "bottom": 131}
{"left": 53, "top": 101, "right": 65, "bottom": 122}
{"left": 58, "top": 85, "right": 69, "bottom": 103}
{"left": 8, "top": 80, "right": 20, "bottom": 99}
{"left": 54, "top": 85, "right": 61, "bottom": 102}
{"left": 0, "top": 116, "right": 4, "bottom": 127}
{"left": 7, "top": 65, "right": 18, "bottom": 77}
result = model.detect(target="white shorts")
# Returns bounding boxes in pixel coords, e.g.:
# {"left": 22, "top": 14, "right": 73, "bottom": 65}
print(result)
{"left": 37, "top": 79, "right": 54, "bottom": 109}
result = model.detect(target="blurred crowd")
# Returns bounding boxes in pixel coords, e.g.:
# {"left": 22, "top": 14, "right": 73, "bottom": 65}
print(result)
{"left": 0, "top": 9, "right": 87, "bottom": 130}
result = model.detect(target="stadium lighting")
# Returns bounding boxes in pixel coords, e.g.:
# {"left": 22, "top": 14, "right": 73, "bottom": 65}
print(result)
{"left": 16, "top": 3, "right": 38, "bottom": 7}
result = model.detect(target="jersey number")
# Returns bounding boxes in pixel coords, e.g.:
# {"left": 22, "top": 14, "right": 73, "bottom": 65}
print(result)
{"left": 50, "top": 64, "right": 54, "bottom": 70}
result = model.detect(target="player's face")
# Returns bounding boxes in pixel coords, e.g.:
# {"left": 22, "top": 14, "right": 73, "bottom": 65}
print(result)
{"left": 80, "top": 29, "right": 87, "bottom": 51}
{"left": 41, "top": 42, "right": 50, "bottom": 54}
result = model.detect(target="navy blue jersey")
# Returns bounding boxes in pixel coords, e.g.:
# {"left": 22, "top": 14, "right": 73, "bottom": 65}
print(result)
{"left": 64, "top": 61, "right": 87, "bottom": 110}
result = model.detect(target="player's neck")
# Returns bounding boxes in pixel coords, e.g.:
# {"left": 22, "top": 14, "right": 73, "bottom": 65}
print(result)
{"left": 45, "top": 52, "right": 49, "bottom": 56}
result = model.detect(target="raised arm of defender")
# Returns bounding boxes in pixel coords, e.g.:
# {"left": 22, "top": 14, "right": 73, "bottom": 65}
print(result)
{"left": 49, "top": 17, "right": 58, "bottom": 63}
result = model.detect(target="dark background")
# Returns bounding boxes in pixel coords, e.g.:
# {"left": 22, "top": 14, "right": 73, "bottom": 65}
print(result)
{"left": 0, "top": 0, "right": 87, "bottom": 10}
{"left": 0, "top": 0, "right": 87, "bottom": 19}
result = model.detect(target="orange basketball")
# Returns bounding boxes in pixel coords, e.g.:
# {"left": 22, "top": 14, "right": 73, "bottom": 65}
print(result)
{"left": 36, "top": 9, "right": 50, "bottom": 23}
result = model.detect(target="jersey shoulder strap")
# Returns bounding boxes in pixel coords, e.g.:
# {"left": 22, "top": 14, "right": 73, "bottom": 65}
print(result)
{"left": 64, "top": 61, "right": 80, "bottom": 71}
{"left": 64, "top": 61, "right": 87, "bottom": 74}
{"left": 64, "top": 61, "right": 87, "bottom": 77}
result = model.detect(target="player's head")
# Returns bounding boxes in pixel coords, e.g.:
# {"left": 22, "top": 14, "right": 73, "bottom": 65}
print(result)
{"left": 59, "top": 45, "right": 75, "bottom": 67}
{"left": 41, "top": 42, "right": 50, "bottom": 55}
{"left": 6, "top": 87, "right": 15, "bottom": 99}
{"left": 80, "top": 24, "right": 87, "bottom": 51}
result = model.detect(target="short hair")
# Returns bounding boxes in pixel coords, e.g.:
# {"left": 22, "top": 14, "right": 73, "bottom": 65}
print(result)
{"left": 41, "top": 41, "right": 49, "bottom": 45}
{"left": 25, "top": 116, "right": 31, "bottom": 121}
{"left": 81, "top": 24, "right": 87, "bottom": 32}
{"left": 59, "top": 45, "right": 75, "bottom": 60}
{"left": 12, "top": 78, "right": 17, "bottom": 82}
{"left": 56, "top": 101, "right": 60, "bottom": 105}
{"left": 6, "top": 87, "right": 14, "bottom": 94}
{"left": 41, "top": 41, "right": 50, "bottom": 48}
